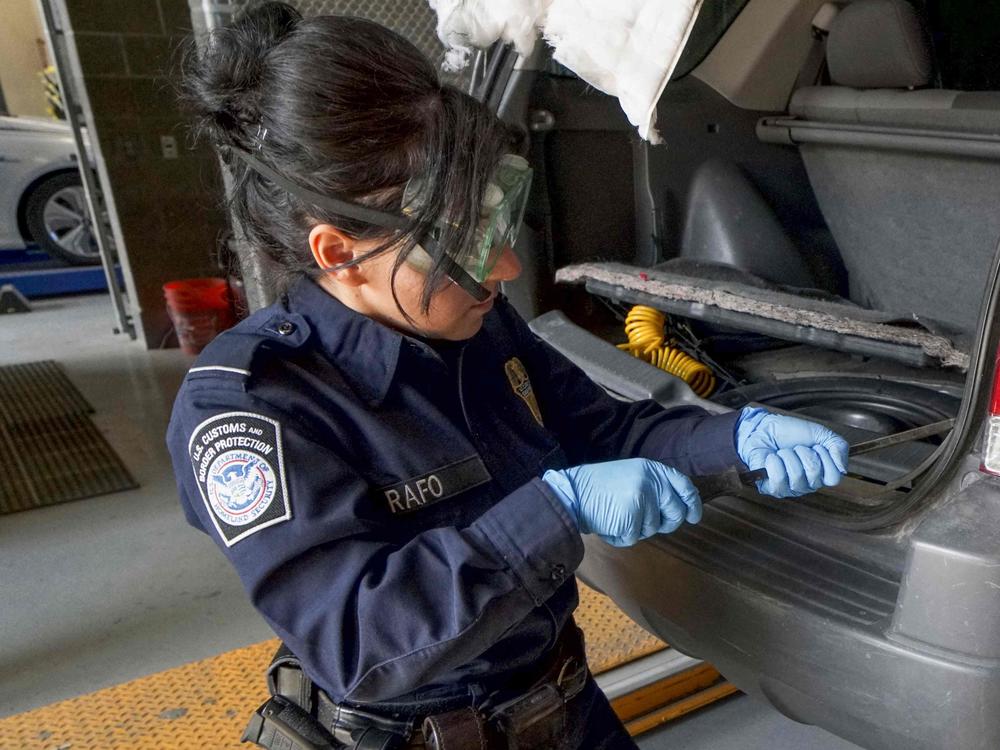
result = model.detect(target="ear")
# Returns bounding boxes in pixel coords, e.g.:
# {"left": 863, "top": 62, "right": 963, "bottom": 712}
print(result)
{"left": 309, "top": 224, "right": 366, "bottom": 287}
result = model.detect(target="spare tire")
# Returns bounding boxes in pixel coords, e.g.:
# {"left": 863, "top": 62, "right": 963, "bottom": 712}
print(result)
{"left": 713, "top": 376, "right": 960, "bottom": 438}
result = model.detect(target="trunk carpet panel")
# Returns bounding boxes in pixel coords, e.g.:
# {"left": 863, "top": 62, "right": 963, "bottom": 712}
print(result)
{"left": 0, "top": 583, "right": 733, "bottom": 748}
{"left": 557, "top": 262, "right": 970, "bottom": 370}
{"left": 0, "top": 360, "right": 136, "bottom": 514}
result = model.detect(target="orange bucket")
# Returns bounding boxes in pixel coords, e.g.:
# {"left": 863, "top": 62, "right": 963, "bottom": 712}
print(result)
{"left": 163, "top": 278, "right": 235, "bottom": 355}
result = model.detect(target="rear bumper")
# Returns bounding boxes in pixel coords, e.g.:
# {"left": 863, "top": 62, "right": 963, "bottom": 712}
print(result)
{"left": 579, "top": 490, "right": 1000, "bottom": 750}
{"left": 531, "top": 307, "right": 1000, "bottom": 749}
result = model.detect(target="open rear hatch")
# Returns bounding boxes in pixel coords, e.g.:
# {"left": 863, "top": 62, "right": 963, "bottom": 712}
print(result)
{"left": 549, "top": 260, "right": 969, "bottom": 527}
{"left": 507, "top": 0, "right": 1000, "bottom": 744}
{"left": 526, "top": 243, "right": 1000, "bottom": 750}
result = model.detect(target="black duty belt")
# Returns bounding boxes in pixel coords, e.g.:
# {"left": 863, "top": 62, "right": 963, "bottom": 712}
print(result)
{"left": 241, "top": 624, "right": 590, "bottom": 750}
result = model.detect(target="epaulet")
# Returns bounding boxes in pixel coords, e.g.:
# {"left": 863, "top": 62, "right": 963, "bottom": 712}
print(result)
{"left": 183, "top": 305, "right": 312, "bottom": 386}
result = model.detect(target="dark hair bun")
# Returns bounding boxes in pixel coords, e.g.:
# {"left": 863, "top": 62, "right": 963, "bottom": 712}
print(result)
{"left": 181, "top": 1, "right": 301, "bottom": 148}
{"left": 179, "top": 4, "right": 518, "bottom": 305}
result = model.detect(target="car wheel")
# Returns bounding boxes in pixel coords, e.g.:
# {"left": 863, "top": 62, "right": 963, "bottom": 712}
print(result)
{"left": 24, "top": 172, "right": 100, "bottom": 266}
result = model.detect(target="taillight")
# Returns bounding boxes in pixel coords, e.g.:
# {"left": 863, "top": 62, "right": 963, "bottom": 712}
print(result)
{"left": 982, "top": 352, "right": 1000, "bottom": 474}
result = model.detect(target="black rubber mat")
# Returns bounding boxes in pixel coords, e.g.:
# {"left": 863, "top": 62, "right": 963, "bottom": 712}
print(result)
{"left": 0, "top": 360, "right": 93, "bottom": 420}
{"left": 0, "top": 360, "right": 137, "bottom": 514}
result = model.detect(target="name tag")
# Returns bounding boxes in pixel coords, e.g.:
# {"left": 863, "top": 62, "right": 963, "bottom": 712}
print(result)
{"left": 378, "top": 456, "right": 491, "bottom": 514}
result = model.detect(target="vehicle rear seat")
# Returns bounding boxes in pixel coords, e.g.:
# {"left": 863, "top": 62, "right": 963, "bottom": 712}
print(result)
{"left": 790, "top": 88, "right": 1000, "bottom": 137}
{"left": 761, "top": 0, "right": 1000, "bottom": 338}
{"left": 790, "top": 0, "right": 1000, "bottom": 136}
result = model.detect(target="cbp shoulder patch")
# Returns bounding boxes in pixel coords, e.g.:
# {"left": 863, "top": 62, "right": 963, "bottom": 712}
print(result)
{"left": 188, "top": 411, "right": 291, "bottom": 547}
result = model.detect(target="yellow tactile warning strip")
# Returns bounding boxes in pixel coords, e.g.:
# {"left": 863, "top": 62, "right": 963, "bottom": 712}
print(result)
{"left": 574, "top": 581, "right": 667, "bottom": 673}
{"left": 0, "top": 638, "right": 275, "bottom": 750}
{"left": 0, "top": 581, "right": 727, "bottom": 749}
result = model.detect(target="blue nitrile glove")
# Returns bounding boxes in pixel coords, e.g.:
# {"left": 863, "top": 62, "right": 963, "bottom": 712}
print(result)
{"left": 735, "top": 406, "right": 849, "bottom": 497}
{"left": 542, "top": 458, "right": 702, "bottom": 548}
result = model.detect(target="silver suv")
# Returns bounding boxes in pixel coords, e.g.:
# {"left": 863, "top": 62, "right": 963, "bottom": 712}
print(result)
{"left": 493, "top": 1, "right": 1000, "bottom": 748}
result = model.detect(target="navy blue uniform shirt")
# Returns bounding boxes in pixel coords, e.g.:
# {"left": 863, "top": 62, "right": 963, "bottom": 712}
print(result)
{"left": 166, "top": 276, "right": 741, "bottom": 706}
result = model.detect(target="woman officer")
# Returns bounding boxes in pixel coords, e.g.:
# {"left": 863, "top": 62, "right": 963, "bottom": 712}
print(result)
{"left": 167, "top": 3, "right": 849, "bottom": 748}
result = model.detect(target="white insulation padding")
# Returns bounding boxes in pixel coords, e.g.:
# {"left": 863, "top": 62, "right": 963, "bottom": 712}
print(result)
{"left": 429, "top": 0, "right": 703, "bottom": 143}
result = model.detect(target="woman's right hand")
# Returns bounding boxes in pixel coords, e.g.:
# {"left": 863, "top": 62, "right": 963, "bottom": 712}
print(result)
{"left": 542, "top": 458, "right": 702, "bottom": 547}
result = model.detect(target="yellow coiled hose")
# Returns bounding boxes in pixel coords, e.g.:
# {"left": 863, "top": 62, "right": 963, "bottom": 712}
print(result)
{"left": 617, "top": 305, "right": 716, "bottom": 397}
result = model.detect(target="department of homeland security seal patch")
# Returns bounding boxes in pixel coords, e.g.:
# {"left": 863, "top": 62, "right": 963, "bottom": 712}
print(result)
{"left": 188, "top": 412, "right": 290, "bottom": 546}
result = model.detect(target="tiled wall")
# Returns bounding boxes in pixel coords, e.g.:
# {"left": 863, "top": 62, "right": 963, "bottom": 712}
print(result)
{"left": 63, "top": 0, "right": 226, "bottom": 348}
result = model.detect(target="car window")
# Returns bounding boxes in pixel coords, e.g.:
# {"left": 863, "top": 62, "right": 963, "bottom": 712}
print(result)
{"left": 922, "top": 0, "right": 1000, "bottom": 90}
{"left": 288, "top": 0, "right": 473, "bottom": 91}
{"left": 672, "top": 0, "right": 752, "bottom": 80}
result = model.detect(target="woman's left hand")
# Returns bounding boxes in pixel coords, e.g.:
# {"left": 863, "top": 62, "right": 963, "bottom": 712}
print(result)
{"left": 735, "top": 407, "right": 849, "bottom": 498}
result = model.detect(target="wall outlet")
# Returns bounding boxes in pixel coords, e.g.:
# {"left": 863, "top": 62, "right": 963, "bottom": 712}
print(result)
{"left": 160, "top": 135, "right": 178, "bottom": 159}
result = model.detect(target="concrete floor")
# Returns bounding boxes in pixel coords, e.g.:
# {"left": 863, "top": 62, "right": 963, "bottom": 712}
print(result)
{"left": 0, "top": 292, "right": 862, "bottom": 749}
{"left": 0, "top": 293, "right": 274, "bottom": 717}
{"left": 638, "top": 694, "right": 862, "bottom": 749}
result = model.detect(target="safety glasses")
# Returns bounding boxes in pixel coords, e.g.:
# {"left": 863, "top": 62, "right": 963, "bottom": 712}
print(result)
{"left": 402, "top": 154, "right": 532, "bottom": 288}
{"left": 230, "top": 149, "right": 532, "bottom": 302}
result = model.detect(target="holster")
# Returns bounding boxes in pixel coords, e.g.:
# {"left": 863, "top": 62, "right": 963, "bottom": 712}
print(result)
{"left": 241, "top": 694, "right": 339, "bottom": 750}
{"left": 243, "top": 644, "right": 411, "bottom": 750}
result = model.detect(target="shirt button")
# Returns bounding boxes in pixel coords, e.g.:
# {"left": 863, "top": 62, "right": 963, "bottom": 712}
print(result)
{"left": 276, "top": 321, "right": 296, "bottom": 336}
{"left": 550, "top": 564, "right": 566, "bottom": 581}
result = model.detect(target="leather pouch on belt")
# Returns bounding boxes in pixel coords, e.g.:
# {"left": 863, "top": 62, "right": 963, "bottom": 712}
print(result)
{"left": 491, "top": 683, "right": 566, "bottom": 749}
{"left": 422, "top": 706, "right": 489, "bottom": 750}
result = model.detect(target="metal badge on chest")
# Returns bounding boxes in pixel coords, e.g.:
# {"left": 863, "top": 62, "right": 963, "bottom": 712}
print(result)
{"left": 504, "top": 357, "right": 543, "bottom": 427}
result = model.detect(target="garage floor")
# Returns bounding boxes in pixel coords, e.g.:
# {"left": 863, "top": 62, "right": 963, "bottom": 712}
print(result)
{"left": 0, "top": 292, "right": 862, "bottom": 749}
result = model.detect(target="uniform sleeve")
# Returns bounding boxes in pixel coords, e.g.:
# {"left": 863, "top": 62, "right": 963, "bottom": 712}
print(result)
{"left": 507, "top": 304, "right": 742, "bottom": 476}
{"left": 166, "top": 382, "right": 583, "bottom": 704}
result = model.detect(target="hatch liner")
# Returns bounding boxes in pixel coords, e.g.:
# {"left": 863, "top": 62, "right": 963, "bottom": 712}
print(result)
{"left": 556, "top": 262, "right": 969, "bottom": 370}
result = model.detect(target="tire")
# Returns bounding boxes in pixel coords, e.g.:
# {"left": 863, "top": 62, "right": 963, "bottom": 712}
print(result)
{"left": 714, "top": 376, "right": 960, "bottom": 437}
{"left": 23, "top": 171, "right": 100, "bottom": 266}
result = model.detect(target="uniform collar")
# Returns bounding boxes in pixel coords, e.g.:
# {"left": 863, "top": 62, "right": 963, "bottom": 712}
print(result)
{"left": 285, "top": 276, "right": 404, "bottom": 406}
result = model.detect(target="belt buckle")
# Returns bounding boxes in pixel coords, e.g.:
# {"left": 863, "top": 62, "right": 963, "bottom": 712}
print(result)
{"left": 555, "top": 657, "right": 587, "bottom": 701}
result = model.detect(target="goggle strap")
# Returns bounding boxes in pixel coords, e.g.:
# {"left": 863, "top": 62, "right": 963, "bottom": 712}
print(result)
{"left": 231, "top": 147, "right": 492, "bottom": 303}
{"left": 229, "top": 148, "right": 411, "bottom": 231}
{"left": 421, "top": 236, "right": 492, "bottom": 302}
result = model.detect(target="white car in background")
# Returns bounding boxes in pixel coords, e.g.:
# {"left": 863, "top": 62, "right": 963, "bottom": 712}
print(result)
{"left": 0, "top": 115, "right": 98, "bottom": 265}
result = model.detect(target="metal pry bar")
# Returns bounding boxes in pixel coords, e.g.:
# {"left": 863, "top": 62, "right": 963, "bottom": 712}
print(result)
{"left": 692, "top": 418, "right": 956, "bottom": 500}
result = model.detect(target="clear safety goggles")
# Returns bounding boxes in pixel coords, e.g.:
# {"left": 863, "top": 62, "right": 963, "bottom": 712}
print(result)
{"left": 230, "top": 149, "right": 532, "bottom": 302}
{"left": 402, "top": 153, "right": 533, "bottom": 289}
